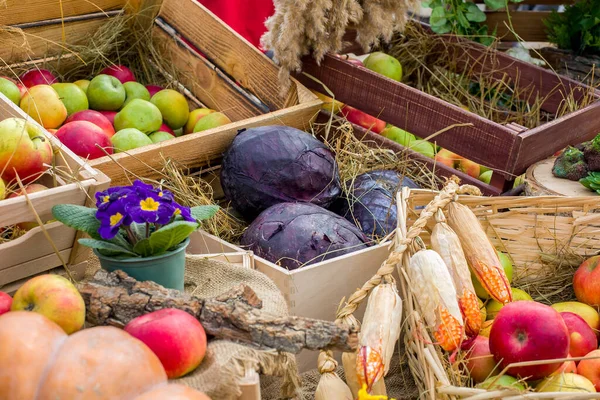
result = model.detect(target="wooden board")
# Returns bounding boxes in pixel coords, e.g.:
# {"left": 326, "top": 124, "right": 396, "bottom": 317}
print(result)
{"left": 525, "top": 157, "right": 597, "bottom": 196}
{"left": 485, "top": 11, "right": 551, "bottom": 43}
{"left": 157, "top": 0, "right": 299, "bottom": 111}
{"left": 0, "top": 0, "right": 126, "bottom": 26}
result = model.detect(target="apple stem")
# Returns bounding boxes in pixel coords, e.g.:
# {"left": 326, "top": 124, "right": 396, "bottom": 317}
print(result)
{"left": 31, "top": 136, "right": 46, "bottom": 142}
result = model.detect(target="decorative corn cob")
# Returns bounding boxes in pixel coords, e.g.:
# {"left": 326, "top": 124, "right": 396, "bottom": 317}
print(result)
{"left": 408, "top": 249, "right": 464, "bottom": 351}
{"left": 431, "top": 209, "right": 482, "bottom": 337}
{"left": 344, "top": 351, "right": 387, "bottom": 397}
{"left": 315, "top": 351, "right": 353, "bottom": 400}
{"left": 447, "top": 202, "right": 512, "bottom": 305}
{"left": 356, "top": 282, "right": 402, "bottom": 391}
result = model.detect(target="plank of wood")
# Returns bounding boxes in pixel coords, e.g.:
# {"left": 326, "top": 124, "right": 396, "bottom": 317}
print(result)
{"left": 157, "top": 0, "right": 299, "bottom": 111}
{"left": 515, "top": 101, "right": 600, "bottom": 173}
{"left": 1, "top": 222, "right": 75, "bottom": 270}
{"left": 152, "top": 25, "right": 264, "bottom": 121}
{"left": 0, "top": 0, "right": 125, "bottom": 26}
{"left": 485, "top": 11, "right": 551, "bottom": 42}
{"left": 89, "top": 97, "right": 322, "bottom": 186}
{"left": 298, "top": 55, "right": 519, "bottom": 176}
{"left": 0, "top": 262, "right": 87, "bottom": 295}
{"left": 0, "top": 17, "right": 113, "bottom": 63}
{"left": 0, "top": 249, "right": 72, "bottom": 286}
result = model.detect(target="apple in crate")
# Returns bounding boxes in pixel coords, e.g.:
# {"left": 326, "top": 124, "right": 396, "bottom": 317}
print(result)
{"left": 340, "top": 105, "right": 386, "bottom": 134}
{"left": 114, "top": 99, "right": 163, "bottom": 134}
{"left": 489, "top": 301, "right": 569, "bottom": 380}
{"left": 193, "top": 112, "right": 232, "bottom": 133}
{"left": 552, "top": 354, "right": 577, "bottom": 375}
{"left": 552, "top": 301, "right": 600, "bottom": 332}
{"left": 148, "top": 131, "right": 175, "bottom": 143}
{"left": 536, "top": 373, "right": 596, "bottom": 393}
{"left": 123, "top": 81, "right": 151, "bottom": 105}
{"left": 151, "top": 89, "right": 190, "bottom": 130}
{"left": 561, "top": 312, "right": 597, "bottom": 357}
{"left": 51, "top": 82, "right": 89, "bottom": 116}
{"left": 87, "top": 75, "right": 126, "bottom": 111}
{"left": 55, "top": 121, "right": 113, "bottom": 160}
{"left": 124, "top": 308, "right": 207, "bottom": 378}
{"left": 573, "top": 255, "right": 600, "bottom": 306}
{"left": 20, "top": 85, "right": 67, "bottom": 129}
{"left": 11, "top": 274, "right": 85, "bottom": 334}
{"left": 98, "top": 110, "right": 117, "bottom": 126}
{"left": 73, "top": 79, "right": 90, "bottom": 94}
{"left": 435, "top": 149, "right": 462, "bottom": 168}
{"left": 19, "top": 68, "right": 57, "bottom": 87}
{"left": 0, "top": 292, "right": 12, "bottom": 316}
{"left": 185, "top": 108, "right": 215, "bottom": 134}
{"left": 157, "top": 123, "right": 174, "bottom": 135}
{"left": 111, "top": 128, "right": 153, "bottom": 152}
{"left": 458, "top": 158, "right": 481, "bottom": 178}
{"left": 0, "top": 77, "right": 22, "bottom": 105}
{"left": 578, "top": 349, "right": 600, "bottom": 390}
{"left": 381, "top": 125, "right": 415, "bottom": 147}
{"left": 363, "top": 52, "right": 402, "bottom": 81}
{"left": 145, "top": 84, "right": 163, "bottom": 97}
{"left": 66, "top": 110, "right": 116, "bottom": 138}
{"left": 100, "top": 64, "right": 136, "bottom": 83}
{"left": 0, "top": 118, "right": 52, "bottom": 184}
{"left": 462, "top": 335, "right": 499, "bottom": 383}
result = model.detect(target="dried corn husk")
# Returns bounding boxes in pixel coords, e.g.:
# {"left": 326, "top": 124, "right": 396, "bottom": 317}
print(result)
{"left": 408, "top": 249, "right": 464, "bottom": 351}
{"left": 447, "top": 202, "right": 512, "bottom": 305}
{"left": 344, "top": 351, "right": 387, "bottom": 397}
{"left": 315, "top": 351, "right": 353, "bottom": 400}
{"left": 431, "top": 209, "right": 481, "bottom": 337}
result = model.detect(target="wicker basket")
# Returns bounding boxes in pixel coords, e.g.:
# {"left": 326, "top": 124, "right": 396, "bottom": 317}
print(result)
{"left": 325, "top": 180, "right": 600, "bottom": 399}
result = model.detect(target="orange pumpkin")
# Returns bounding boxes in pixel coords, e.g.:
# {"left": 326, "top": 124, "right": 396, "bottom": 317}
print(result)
{"left": 0, "top": 311, "right": 211, "bottom": 400}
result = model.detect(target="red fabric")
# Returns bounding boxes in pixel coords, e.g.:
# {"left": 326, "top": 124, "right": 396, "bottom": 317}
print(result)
{"left": 197, "top": 0, "right": 275, "bottom": 50}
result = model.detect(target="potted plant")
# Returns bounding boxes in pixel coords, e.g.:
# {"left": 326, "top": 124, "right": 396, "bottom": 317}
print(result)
{"left": 52, "top": 180, "right": 218, "bottom": 291}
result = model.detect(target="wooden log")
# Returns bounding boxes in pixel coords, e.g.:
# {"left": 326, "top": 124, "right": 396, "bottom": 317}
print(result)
{"left": 78, "top": 270, "right": 358, "bottom": 354}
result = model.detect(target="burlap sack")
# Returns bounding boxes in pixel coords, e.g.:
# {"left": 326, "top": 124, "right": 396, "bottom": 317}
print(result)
{"left": 86, "top": 254, "right": 299, "bottom": 399}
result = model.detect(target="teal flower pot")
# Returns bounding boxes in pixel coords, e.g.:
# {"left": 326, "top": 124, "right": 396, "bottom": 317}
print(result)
{"left": 94, "top": 238, "right": 189, "bottom": 291}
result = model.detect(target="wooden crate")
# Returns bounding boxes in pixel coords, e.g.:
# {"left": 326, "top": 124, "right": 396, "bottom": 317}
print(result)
{"left": 0, "top": 93, "right": 110, "bottom": 291}
{"left": 298, "top": 21, "right": 600, "bottom": 194}
{"left": 0, "top": 0, "right": 321, "bottom": 186}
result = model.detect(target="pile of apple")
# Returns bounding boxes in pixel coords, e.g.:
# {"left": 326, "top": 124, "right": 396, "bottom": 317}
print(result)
{"left": 462, "top": 253, "right": 600, "bottom": 394}
{"left": 0, "top": 65, "right": 232, "bottom": 161}
{"left": 0, "top": 274, "right": 208, "bottom": 379}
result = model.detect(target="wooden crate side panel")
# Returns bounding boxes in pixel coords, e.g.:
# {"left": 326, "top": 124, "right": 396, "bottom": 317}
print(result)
{"left": 152, "top": 25, "right": 265, "bottom": 121}
{"left": 0, "top": 222, "right": 76, "bottom": 274}
{"left": 485, "top": 11, "right": 550, "bottom": 42}
{"left": 515, "top": 101, "right": 600, "bottom": 173}
{"left": 0, "top": 249, "right": 72, "bottom": 286}
{"left": 157, "top": 0, "right": 299, "bottom": 111}
{"left": 0, "top": 0, "right": 126, "bottom": 26}
{"left": 0, "top": 17, "right": 114, "bottom": 63}
{"left": 0, "top": 262, "right": 87, "bottom": 295}
{"left": 89, "top": 98, "right": 321, "bottom": 185}
{"left": 298, "top": 55, "right": 519, "bottom": 174}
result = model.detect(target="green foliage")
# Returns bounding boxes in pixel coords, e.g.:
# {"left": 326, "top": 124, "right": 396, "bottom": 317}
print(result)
{"left": 580, "top": 171, "right": 600, "bottom": 193}
{"left": 545, "top": 0, "right": 600, "bottom": 55}
{"left": 423, "top": 0, "right": 521, "bottom": 45}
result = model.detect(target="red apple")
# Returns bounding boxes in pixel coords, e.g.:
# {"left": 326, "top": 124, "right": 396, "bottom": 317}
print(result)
{"left": 574, "top": 255, "right": 600, "bottom": 306}
{"left": 19, "top": 69, "right": 58, "bottom": 87}
{"left": 489, "top": 301, "right": 570, "bottom": 380}
{"left": 463, "top": 336, "right": 499, "bottom": 383}
{"left": 435, "top": 149, "right": 462, "bottom": 168}
{"left": 99, "top": 65, "right": 135, "bottom": 83}
{"left": 55, "top": 121, "right": 113, "bottom": 160}
{"left": 145, "top": 85, "right": 163, "bottom": 97}
{"left": 158, "top": 123, "right": 174, "bottom": 135}
{"left": 578, "top": 349, "right": 600, "bottom": 390}
{"left": 66, "top": 110, "right": 115, "bottom": 138}
{"left": 0, "top": 292, "right": 12, "bottom": 316}
{"left": 124, "top": 308, "right": 207, "bottom": 379}
{"left": 458, "top": 158, "right": 481, "bottom": 178}
{"left": 340, "top": 105, "right": 386, "bottom": 134}
{"left": 561, "top": 312, "right": 598, "bottom": 358}
{"left": 97, "top": 110, "right": 117, "bottom": 126}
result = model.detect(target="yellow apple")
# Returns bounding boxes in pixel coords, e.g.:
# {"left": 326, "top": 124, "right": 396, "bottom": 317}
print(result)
{"left": 536, "top": 373, "right": 596, "bottom": 393}
{"left": 20, "top": 85, "right": 67, "bottom": 129}
{"left": 551, "top": 301, "right": 600, "bottom": 332}
{"left": 486, "top": 288, "right": 533, "bottom": 320}
{"left": 480, "top": 319, "right": 493, "bottom": 337}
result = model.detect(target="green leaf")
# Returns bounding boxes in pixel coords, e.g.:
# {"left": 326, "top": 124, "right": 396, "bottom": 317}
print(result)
{"left": 133, "top": 238, "right": 154, "bottom": 257}
{"left": 130, "top": 222, "right": 147, "bottom": 241}
{"left": 433, "top": 22, "right": 453, "bottom": 34}
{"left": 52, "top": 204, "right": 100, "bottom": 239}
{"left": 148, "top": 221, "right": 198, "bottom": 255}
{"left": 421, "top": 0, "right": 433, "bottom": 8}
{"left": 465, "top": 3, "right": 486, "bottom": 23}
{"left": 78, "top": 238, "right": 138, "bottom": 257}
{"left": 430, "top": 6, "right": 448, "bottom": 27}
{"left": 484, "top": 0, "right": 506, "bottom": 10}
{"left": 456, "top": 8, "right": 471, "bottom": 29}
{"left": 190, "top": 205, "right": 219, "bottom": 222}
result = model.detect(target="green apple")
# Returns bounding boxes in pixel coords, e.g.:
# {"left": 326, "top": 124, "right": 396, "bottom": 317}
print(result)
{"left": 123, "top": 81, "right": 150, "bottom": 106}
{"left": 193, "top": 112, "right": 231, "bottom": 132}
{"left": 473, "top": 251, "right": 514, "bottom": 299}
{"left": 173, "top": 128, "right": 184, "bottom": 137}
{"left": 150, "top": 89, "right": 189, "bottom": 130}
{"left": 51, "top": 83, "right": 89, "bottom": 116}
{"left": 479, "top": 170, "right": 493, "bottom": 184}
{"left": 486, "top": 288, "right": 533, "bottom": 320}
{"left": 114, "top": 99, "right": 162, "bottom": 134}
{"left": 514, "top": 174, "right": 525, "bottom": 188}
{"left": 480, "top": 165, "right": 491, "bottom": 174}
{"left": 0, "top": 77, "right": 21, "bottom": 105}
{"left": 148, "top": 131, "right": 175, "bottom": 143}
{"left": 87, "top": 74, "right": 126, "bottom": 111}
{"left": 363, "top": 52, "right": 403, "bottom": 81}
{"left": 111, "top": 128, "right": 153, "bottom": 153}
{"left": 477, "top": 375, "right": 525, "bottom": 391}
{"left": 73, "top": 79, "right": 90, "bottom": 94}
{"left": 381, "top": 125, "right": 415, "bottom": 147}
{"left": 408, "top": 140, "right": 435, "bottom": 158}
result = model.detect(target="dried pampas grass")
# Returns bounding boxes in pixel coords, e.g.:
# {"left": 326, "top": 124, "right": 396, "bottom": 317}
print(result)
{"left": 261, "top": 0, "right": 417, "bottom": 89}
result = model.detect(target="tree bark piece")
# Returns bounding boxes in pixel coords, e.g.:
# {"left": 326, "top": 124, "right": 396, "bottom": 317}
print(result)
{"left": 78, "top": 270, "right": 358, "bottom": 354}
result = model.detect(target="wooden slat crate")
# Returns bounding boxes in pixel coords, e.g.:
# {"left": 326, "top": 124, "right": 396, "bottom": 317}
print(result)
{"left": 0, "top": 93, "right": 110, "bottom": 292}
{"left": 298, "top": 21, "right": 600, "bottom": 194}
{"left": 0, "top": 0, "right": 321, "bottom": 186}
